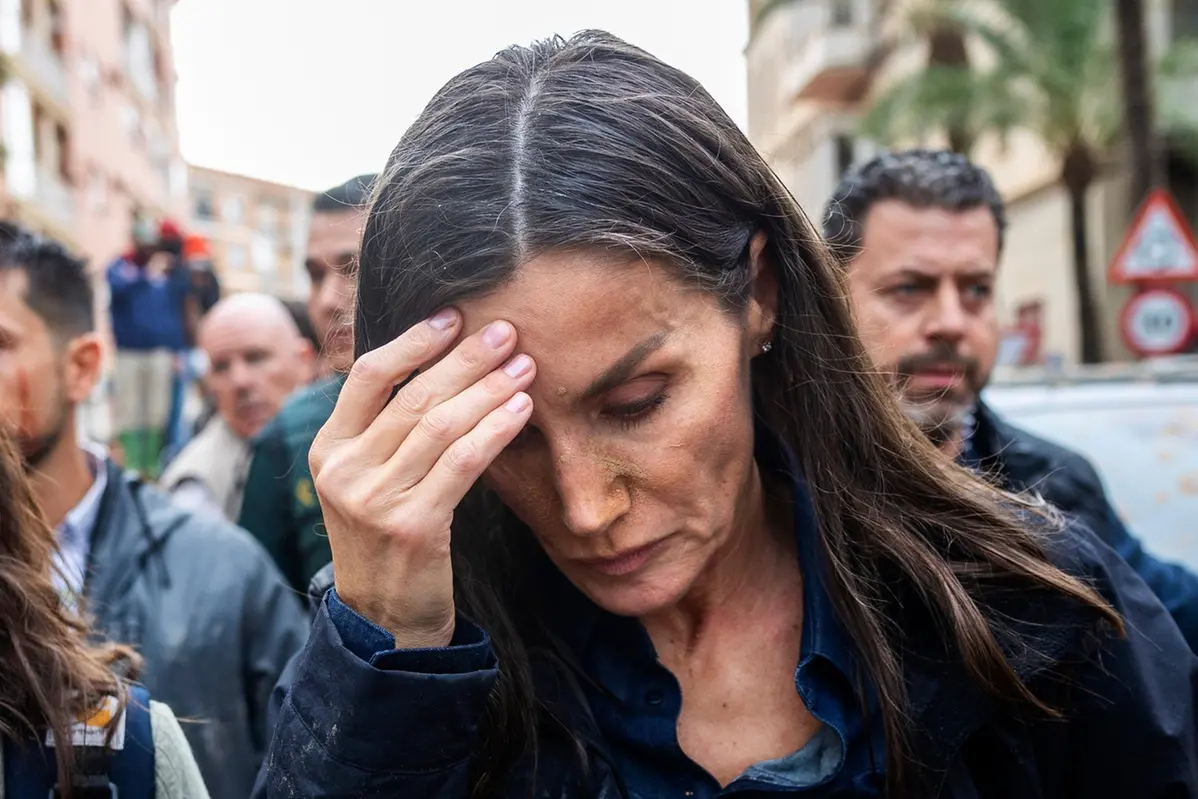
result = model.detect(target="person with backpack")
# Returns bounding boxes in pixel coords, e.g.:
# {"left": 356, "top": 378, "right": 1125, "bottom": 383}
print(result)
{"left": 0, "top": 223, "right": 306, "bottom": 797}
{"left": 0, "top": 422, "right": 208, "bottom": 798}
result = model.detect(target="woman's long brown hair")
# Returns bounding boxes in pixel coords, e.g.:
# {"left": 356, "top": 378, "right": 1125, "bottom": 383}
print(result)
{"left": 0, "top": 429, "right": 139, "bottom": 792}
{"left": 355, "top": 31, "right": 1123, "bottom": 796}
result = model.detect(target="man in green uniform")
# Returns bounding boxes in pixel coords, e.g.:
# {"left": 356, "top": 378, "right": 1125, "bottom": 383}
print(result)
{"left": 237, "top": 175, "right": 374, "bottom": 592}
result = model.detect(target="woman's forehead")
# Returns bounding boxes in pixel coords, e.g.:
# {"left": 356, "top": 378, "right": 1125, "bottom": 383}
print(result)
{"left": 452, "top": 252, "right": 715, "bottom": 387}
{"left": 458, "top": 253, "right": 689, "bottom": 345}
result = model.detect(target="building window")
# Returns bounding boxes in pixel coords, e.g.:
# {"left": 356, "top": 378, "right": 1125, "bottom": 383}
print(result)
{"left": 170, "top": 157, "right": 188, "bottom": 200}
{"left": 87, "top": 169, "right": 107, "bottom": 211}
{"left": 193, "top": 187, "right": 215, "bottom": 220}
{"left": 830, "top": 0, "right": 853, "bottom": 27}
{"left": 222, "top": 195, "right": 244, "bottom": 225}
{"left": 54, "top": 122, "right": 68, "bottom": 181}
{"left": 120, "top": 101, "right": 142, "bottom": 145}
{"left": 48, "top": 0, "right": 64, "bottom": 54}
{"left": 252, "top": 235, "right": 277, "bottom": 273}
{"left": 257, "top": 201, "right": 278, "bottom": 237}
{"left": 4, "top": 83, "right": 37, "bottom": 199}
{"left": 123, "top": 6, "right": 158, "bottom": 102}
{"left": 78, "top": 55, "right": 102, "bottom": 104}
{"left": 834, "top": 134, "right": 855, "bottom": 177}
{"left": 225, "top": 243, "right": 248, "bottom": 272}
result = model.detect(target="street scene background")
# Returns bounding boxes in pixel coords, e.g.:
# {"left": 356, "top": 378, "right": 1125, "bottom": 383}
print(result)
{"left": 2, "top": 0, "right": 1197, "bottom": 558}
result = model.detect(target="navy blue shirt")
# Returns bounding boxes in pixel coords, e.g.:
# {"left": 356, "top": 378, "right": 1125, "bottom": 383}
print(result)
{"left": 328, "top": 434, "right": 885, "bottom": 795}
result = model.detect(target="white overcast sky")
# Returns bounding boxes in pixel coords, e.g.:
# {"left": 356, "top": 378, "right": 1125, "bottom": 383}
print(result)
{"left": 171, "top": 0, "right": 750, "bottom": 192}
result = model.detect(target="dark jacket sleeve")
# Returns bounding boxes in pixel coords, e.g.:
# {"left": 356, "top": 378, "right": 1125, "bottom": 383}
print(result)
{"left": 253, "top": 594, "right": 498, "bottom": 798}
{"left": 241, "top": 547, "right": 309, "bottom": 756}
{"left": 1055, "top": 527, "right": 1198, "bottom": 796}
{"left": 1051, "top": 451, "right": 1198, "bottom": 652}
{"left": 238, "top": 419, "right": 303, "bottom": 588}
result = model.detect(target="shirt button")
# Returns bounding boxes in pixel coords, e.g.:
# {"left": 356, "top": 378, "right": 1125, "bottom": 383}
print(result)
{"left": 645, "top": 689, "right": 664, "bottom": 706}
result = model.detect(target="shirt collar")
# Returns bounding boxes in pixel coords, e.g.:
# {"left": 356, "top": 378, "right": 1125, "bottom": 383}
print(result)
{"left": 539, "top": 425, "right": 858, "bottom": 682}
{"left": 59, "top": 444, "right": 108, "bottom": 546}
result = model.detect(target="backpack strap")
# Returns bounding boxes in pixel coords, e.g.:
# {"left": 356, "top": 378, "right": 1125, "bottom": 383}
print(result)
{"left": 102, "top": 685, "right": 154, "bottom": 799}
{"left": 3, "top": 685, "right": 155, "bottom": 799}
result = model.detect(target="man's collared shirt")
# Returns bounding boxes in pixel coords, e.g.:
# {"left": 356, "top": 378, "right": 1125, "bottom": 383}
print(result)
{"left": 54, "top": 444, "right": 107, "bottom": 609}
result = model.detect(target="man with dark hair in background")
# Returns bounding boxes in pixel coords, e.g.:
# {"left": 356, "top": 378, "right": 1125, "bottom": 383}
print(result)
{"left": 823, "top": 148, "right": 1198, "bottom": 648}
{"left": 0, "top": 223, "right": 307, "bottom": 796}
{"left": 238, "top": 173, "right": 376, "bottom": 592}
{"left": 284, "top": 297, "right": 322, "bottom": 361}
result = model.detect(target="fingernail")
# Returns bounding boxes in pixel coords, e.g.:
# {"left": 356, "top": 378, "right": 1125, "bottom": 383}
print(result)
{"left": 505, "top": 393, "right": 531, "bottom": 413}
{"left": 502, "top": 354, "right": 532, "bottom": 378}
{"left": 482, "top": 321, "right": 512, "bottom": 349}
{"left": 427, "top": 308, "right": 457, "bottom": 331}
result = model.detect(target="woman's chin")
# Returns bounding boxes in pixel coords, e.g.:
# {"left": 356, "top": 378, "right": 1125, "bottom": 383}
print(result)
{"left": 563, "top": 561, "right": 696, "bottom": 619}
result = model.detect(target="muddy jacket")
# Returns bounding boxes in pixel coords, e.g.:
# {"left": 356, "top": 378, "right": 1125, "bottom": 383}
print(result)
{"left": 87, "top": 460, "right": 308, "bottom": 798}
{"left": 255, "top": 525, "right": 1197, "bottom": 797}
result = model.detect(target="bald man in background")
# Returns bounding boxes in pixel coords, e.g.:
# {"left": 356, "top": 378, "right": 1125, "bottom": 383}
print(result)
{"left": 162, "top": 293, "right": 315, "bottom": 520}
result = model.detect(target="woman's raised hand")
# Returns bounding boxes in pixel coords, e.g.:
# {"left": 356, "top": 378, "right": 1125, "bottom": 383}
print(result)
{"left": 309, "top": 309, "right": 535, "bottom": 648}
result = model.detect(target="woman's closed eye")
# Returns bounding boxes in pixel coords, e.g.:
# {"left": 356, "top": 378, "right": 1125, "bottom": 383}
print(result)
{"left": 604, "top": 384, "right": 670, "bottom": 430}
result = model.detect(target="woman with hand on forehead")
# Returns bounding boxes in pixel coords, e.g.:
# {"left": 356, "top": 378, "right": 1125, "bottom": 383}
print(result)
{"left": 259, "top": 31, "right": 1197, "bottom": 799}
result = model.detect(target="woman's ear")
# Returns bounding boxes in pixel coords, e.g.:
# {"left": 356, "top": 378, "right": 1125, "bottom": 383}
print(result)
{"left": 746, "top": 231, "right": 777, "bottom": 350}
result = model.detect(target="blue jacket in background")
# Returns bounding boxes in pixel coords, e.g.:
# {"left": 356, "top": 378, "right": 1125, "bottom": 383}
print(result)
{"left": 972, "top": 401, "right": 1198, "bottom": 650}
{"left": 106, "top": 256, "right": 190, "bottom": 352}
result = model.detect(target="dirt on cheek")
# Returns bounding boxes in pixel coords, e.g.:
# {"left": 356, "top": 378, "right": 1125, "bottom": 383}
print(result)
{"left": 16, "top": 367, "right": 33, "bottom": 438}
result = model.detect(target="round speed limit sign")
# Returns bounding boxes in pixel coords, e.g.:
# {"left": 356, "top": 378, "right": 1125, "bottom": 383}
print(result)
{"left": 1120, "top": 288, "right": 1196, "bottom": 356}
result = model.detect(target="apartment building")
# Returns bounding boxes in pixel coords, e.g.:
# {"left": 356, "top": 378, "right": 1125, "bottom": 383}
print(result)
{"left": 188, "top": 165, "right": 313, "bottom": 300}
{"left": 746, "top": 0, "right": 1198, "bottom": 363}
{"left": 0, "top": 0, "right": 187, "bottom": 263}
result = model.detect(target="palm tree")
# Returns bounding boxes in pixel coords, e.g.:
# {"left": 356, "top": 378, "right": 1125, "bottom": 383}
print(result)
{"left": 860, "top": 0, "right": 1122, "bottom": 363}
{"left": 1115, "top": 0, "right": 1159, "bottom": 209}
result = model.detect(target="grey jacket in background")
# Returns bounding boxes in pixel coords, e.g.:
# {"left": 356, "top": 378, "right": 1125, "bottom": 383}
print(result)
{"left": 85, "top": 459, "right": 308, "bottom": 798}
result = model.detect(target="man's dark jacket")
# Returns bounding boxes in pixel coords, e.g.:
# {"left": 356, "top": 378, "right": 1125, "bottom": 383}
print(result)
{"left": 238, "top": 376, "right": 343, "bottom": 592}
{"left": 87, "top": 460, "right": 308, "bottom": 798}
{"left": 973, "top": 401, "right": 1198, "bottom": 649}
{"left": 254, "top": 524, "right": 1198, "bottom": 797}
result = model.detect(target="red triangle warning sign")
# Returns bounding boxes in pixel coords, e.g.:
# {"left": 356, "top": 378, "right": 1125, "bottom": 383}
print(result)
{"left": 1110, "top": 188, "right": 1198, "bottom": 283}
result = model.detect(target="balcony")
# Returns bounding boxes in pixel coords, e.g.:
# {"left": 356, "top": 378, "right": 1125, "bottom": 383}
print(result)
{"left": 759, "top": 0, "right": 880, "bottom": 104}
{"left": 32, "top": 165, "right": 75, "bottom": 231}
{"left": 785, "top": 28, "right": 876, "bottom": 102}
{"left": 17, "top": 34, "right": 69, "bottom": 111}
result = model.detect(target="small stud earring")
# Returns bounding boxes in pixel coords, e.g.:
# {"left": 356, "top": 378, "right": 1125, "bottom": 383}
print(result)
{"left": 761, "top": 341, "right": 773, "bottom": 354}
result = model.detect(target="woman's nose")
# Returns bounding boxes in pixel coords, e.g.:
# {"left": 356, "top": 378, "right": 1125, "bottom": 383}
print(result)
{"left": 554, "top": 455, "right": 630, "bottom": 538}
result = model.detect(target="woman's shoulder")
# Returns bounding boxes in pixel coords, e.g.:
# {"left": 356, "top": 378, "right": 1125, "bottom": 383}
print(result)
{"left": 1038, "top": 514, "right": 1154, "bottom": 605}
{"left": 148, "top": 701, "right": 210, "bottom": 799}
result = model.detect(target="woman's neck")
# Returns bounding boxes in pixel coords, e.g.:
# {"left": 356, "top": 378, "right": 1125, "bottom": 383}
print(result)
{"left": 639, "top": 463, "right": 801, "bottom": 658}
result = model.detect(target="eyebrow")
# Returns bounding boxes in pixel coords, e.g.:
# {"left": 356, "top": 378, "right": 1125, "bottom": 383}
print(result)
{"left": 581, "top": 331, "right": 671, "bottom": 401}
{"left": 888, "top": 266, "right": 994, "bottom": 281}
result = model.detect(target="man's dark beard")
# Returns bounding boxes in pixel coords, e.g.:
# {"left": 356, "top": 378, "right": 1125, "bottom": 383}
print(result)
{"left": 18, "top": 407, "right": 68, "bottom": 471}
{"left": 895, "top": 340, "right": 982, "bottom": 404}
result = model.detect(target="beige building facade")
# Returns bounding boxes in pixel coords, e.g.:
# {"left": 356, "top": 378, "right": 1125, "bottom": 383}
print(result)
{"left": 188, "top": 165, "right": 313, "bottom": 300}
{"left": 0, "top": 0, "right": 187, "bottom": 262}
{"left": 746, "top": 0, "right": 1198, "bottom": 363}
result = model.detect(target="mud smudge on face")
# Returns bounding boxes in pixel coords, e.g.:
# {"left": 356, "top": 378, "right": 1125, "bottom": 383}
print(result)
{"left": 16, "top": 367, "right": 32, "bottom": 440}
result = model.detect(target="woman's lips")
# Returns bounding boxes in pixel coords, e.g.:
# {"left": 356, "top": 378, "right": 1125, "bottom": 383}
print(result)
{"left": 575, "top": 538, "right": 669, "bottom": 577}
